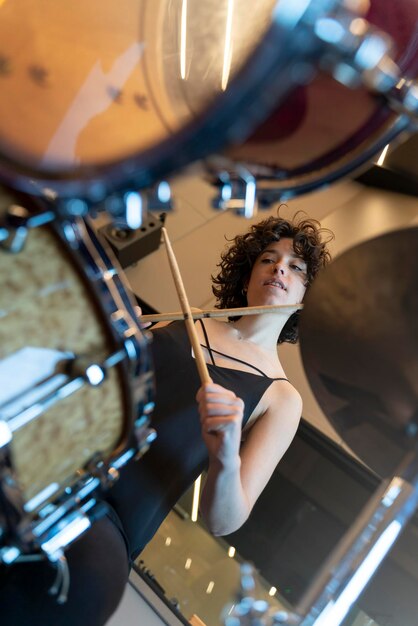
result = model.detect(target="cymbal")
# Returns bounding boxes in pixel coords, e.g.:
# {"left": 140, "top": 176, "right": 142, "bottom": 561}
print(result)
{"left": 299, "top": 226, "right": 418, "bottom": 478}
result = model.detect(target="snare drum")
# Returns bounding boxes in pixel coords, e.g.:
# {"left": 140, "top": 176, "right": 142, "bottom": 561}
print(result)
{"left": 0, "top": 186, "right": 154, "bottom": 566}
{"left": 0, "top": 1, "right": 416, "bottom": 205}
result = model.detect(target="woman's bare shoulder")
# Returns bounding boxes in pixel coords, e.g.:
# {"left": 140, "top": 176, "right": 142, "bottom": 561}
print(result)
{"left": 268, "top": 378, "right": 302, "bottom": 415}
{"left": 243, "top": 378, "right": 301, "bottom": 434}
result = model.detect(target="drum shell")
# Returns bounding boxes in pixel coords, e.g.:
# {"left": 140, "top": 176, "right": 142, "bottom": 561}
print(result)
{"left": 0, "top": 201, "right": 140, "bottom": 505}
{"left": 225, "top": 0, "right": 418, "bottom": 192}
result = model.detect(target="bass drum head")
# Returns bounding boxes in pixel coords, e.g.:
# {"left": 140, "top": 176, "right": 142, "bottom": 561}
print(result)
{"left": 0, "top": 0, "right": 281, "bottom": 197}
{"left": 2, "top": 1, "right": 416, "bottom": 202}
{"left": 225, "top": 0, "right": 418, "bottom": 197}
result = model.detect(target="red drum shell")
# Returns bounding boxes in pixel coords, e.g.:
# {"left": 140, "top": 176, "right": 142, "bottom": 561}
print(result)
{"left": 227, "top": 0, "right": 418, "bottom": 187}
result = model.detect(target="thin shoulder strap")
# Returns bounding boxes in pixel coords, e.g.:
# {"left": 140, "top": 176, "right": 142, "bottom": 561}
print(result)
{"left": 207, "top": 346, "right": 283, "bottom": 379}
{"left": 197, "top": 321, "right": 288, "bottom": 380}
{"left": 197, "top": 319, "right": 289, "bottom": 381}
{"left": 197, "top": 319, "right": 216, "bottom": 366}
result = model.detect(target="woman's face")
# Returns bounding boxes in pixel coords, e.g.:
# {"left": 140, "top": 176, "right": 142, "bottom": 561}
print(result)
{"left": 245, "top": 238, "right": 307, "bottom": 307}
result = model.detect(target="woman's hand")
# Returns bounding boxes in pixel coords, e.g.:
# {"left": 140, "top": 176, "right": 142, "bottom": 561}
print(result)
{"left": 196, "top": 383, "right": 245, "bottom": 471}
{"left": 134, "top": 305, "right": 152, "bottom": 329}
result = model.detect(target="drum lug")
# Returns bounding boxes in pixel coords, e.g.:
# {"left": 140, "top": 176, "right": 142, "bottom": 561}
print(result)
{"left": 0, "top": 223, "right": 28, "bottom": 253}
{"left": 134, "top": 423, "right": 157, "bottom": 461}
{"left": 311, "top": 2, "right": 418, "bottom": 122}
{"left": 84, "top": 454, "right": 120, "bottom": 490}
{"left": 0, "top": 493, "right": 110, "bottom": 604}
{"left": 80, "top": 182, "right": 173, "bottom": 229}
{"left": 0, "top": 204, "right": 55, "bottom": 253}
{"left": 210, "top": 167, "right": 258, "bottom": 218}
{"left": 68, "top": 355, "right": 108, "bottom": 387}
{"left": 108, "top": 183, "right": 173, "bottom": 225}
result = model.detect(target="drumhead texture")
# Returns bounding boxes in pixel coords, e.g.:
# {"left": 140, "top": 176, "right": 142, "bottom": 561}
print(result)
{"left": 0, "top": 224, "right": 125, "bottom": 501}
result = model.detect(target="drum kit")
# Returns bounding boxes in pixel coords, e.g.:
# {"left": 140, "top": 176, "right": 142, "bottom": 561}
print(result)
{"left": 0, "top": 0, "right": 417, "bottom": 623}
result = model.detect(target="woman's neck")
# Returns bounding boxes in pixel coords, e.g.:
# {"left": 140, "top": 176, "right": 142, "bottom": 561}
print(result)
{"left": 227, "top": 312, "right": 288, "bottom": 352}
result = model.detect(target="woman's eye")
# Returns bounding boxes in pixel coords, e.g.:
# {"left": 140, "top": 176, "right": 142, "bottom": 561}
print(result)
{"left": 261, "top": 258, "right": 274, "bottom": 263}
{"left": 291, "top": 264, "right": 302, "bottom": 271}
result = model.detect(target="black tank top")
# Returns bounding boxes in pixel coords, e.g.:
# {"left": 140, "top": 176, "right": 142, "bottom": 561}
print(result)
{"left": 107, "top": 321, "right": 285, "bottom": 560}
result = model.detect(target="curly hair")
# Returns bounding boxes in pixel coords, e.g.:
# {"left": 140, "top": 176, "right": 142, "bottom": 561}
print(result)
{"left": 212, "top": 211, "right": 333, "bottom": 344}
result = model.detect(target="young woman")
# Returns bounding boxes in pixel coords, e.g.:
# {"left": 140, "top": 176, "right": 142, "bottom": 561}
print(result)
{"left": 0, "top": 213, "right": 331, "bottom": 625}
{"left": 107, "top": 213, "right": 332, "bottom": 555}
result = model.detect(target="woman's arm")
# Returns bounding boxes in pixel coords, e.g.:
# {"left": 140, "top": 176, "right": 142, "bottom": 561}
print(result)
{"left": 197, "top": 381, "right": 302, "bottom": 536}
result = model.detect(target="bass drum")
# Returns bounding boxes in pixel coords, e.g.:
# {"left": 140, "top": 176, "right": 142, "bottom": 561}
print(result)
{"left": 0, "top": 1, "right": 416, "bottom": 203}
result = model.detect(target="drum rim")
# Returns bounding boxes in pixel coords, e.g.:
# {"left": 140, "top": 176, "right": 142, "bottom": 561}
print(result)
{"left": 224, "top": 113, "right": 413, "bottom": 202}
{"left": 53, "top": 215, "right": 153, "bottom": 459}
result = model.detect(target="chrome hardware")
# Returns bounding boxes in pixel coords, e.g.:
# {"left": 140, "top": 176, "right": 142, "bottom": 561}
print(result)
{"left": 47, "top": 551, "right": 71, "bottom": 604}
{"left": 85, "top": 453, "right": 121, "bottom": 490}
{"left": 0, "top": 420, "right": 12, "bottom": 447}
{"left": 0, "top": 225, "right": 29, "bottom": 253}
{"left": 134, "top": 425, "right": 157, "bottom": 461}
{"left": 0, "top": 349, "right": 126, "bottom": 433}
{"left": 63, "top": 198, "right": 89, "bottom": 217}
{"left": 211, "top": 166, "right": 258, "bottom": 218}
{"left": 223, "top": 563, "right": 298, "bottom": 626}
{"left": 101, "top": 182, "right": 172, "bottom": 229}
{"left": 224, "top": 454, "right": 418, "bottom": 626}
{"left": 0, "top": 487, "right": 105, "bottom": 602}
{"left": 6, "top": 204, "right": 56, "bottom": 229}
{"left": 0, "top": 204, "right": 56, "bottom": 252}
{"left": 55, "top": 180, "right": 172, "bottom": 224}
{"left": 144, "top": 181, "right": 173, "bottom": 213}
{"left": 0, "top": 215, "right": 154, "bottom": 603}
{"left": 309, "top": 2, "right": 418, "bottom": 122}
{"left": 68, "top": 351, "right": 127, "bottom": 387}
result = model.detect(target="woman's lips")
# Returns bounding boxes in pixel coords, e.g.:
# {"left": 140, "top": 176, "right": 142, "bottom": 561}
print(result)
{"left": 264, "top": 279, "right": 286, "bottom": 291}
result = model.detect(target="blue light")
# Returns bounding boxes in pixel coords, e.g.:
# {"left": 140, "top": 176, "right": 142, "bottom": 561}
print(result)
{"left": 314, "top": 18, "right": 345, "bottom": 44}
{"left": 125, "top": 192, "right": 143, "bottom": 229}
{"left": 157, "top": 181, "right": 171, "bottom": 203}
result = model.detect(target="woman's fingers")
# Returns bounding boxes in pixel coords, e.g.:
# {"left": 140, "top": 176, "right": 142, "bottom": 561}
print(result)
{"left": 197, "top": 395, "right": 244, "bottom": 420}
{"left": 202, "top": 415, "right": 242, "bottom": 433}
{"left": 196, "top": 383, "right": 236, "bottom": 402}
{"left": 196, "top": 383, "right": 244, "bottom": 440}
{"left": 200, "top": 402, "right": 242, "bottom": 416}
{"left": 197, "top": 382, "right": 243, "bottom": 403}
{"left": 134, "top": 305, "right": 152, "bottom": 329}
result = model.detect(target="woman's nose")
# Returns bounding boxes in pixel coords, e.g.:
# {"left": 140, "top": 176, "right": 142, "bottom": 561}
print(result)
{"left": 273, "top": 263, "right": 285, "bottom": 275}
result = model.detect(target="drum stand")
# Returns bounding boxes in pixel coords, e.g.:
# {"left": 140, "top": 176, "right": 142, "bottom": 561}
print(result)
{"left": 225, "top": 449, "right": 418, "bottom": 626}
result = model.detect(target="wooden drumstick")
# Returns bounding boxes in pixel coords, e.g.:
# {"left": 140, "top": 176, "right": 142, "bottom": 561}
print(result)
{"left": 141, "top": 303, "right": 303, "bottom": 324}
{"left": 161, "top": 227, "right": 212, "bottom": 385}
